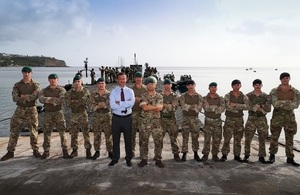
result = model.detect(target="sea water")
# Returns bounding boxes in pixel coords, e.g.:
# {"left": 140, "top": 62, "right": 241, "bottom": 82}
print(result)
{"left": 0, "top": 66, "right": 299, "bottom": 141}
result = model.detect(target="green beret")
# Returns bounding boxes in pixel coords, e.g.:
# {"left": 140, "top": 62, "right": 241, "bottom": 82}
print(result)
{"left": 164, "top": 79, "right": 172, "bottom": 85}
{"left": 48, "top": 73, "right": 58, "bottom": 79}
{"left": 73, "top": 75, "right": 82, "bottom": 83}
{"left": 134, "top": 72, "right": 143, "bottom": 78}
{"left": 209, "top": 82, "right": 217, "bottom": 87}
{"left": 21, "top": 66, "right": 32, "bottom": 73}
{"left": 96, "top": 77, "right": 105, "bottom": 83}
{"left": 145, "top": 76, "right": 157, "bottom": 85}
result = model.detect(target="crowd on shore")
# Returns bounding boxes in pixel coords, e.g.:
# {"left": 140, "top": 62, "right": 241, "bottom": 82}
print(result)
{"left": 1, "top": 66, "right": 299, "bottom": 168}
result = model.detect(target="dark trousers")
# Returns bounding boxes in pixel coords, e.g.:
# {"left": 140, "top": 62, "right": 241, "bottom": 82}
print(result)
{"left": 111, "top": 114, "right": 132, "bottom": 161}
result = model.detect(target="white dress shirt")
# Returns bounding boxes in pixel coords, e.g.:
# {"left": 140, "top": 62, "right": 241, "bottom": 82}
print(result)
{"left": 109, "top": 86, "right": 135, "bottom": 116}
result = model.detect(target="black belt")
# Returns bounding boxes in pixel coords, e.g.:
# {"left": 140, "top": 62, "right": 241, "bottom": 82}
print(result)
{"left": 113, "top": 113, "right": 132, "bottom": 118}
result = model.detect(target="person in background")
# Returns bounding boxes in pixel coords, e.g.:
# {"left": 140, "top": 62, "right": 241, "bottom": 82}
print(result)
{"left": 161, "top": 78, "right": 181, "bottom": 162}
{"left": 130, "top": 71, "right": 147, "bottom": 158}
{"left": 180, "top": 80, "right": 203, "bottom": 162}
{"left": 243, "top": 79, "right": 271, "bottom": 164}
{"left": 65, "top": 75, "right": 92, "bottom": 159}
{"left": 90, "top": 77, "right": 112, "bottom": 160}
{"left": 39, "top": 73, "right": 72, "bottom": 159}
{"left": 220, "top": 79, "right": 249, "bottom": 162}
{"left": 138, "top": 76, "right": 164, "bottom": 168}
{"left": 268, "top": 72, "right": 300, "bottom": 166}
{"left": 1, "top": 66, "right": 41, "bottom": 161}
{"left": 201, "top": 82, "right": 225, "bottom": 162}
{"left": 108, "top": 72, "right": 135, "bottom": 167}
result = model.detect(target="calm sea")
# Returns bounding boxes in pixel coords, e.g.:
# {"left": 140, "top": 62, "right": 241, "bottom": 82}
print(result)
{"left": 1, "top": 66, "right": 300, "bottom": 141}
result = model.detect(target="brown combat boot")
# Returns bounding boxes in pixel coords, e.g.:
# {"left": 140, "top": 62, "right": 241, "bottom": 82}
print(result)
{"left": 62, "top": 149, "right": 72, "bottom": 159}
{"left": 138, "top": 159, "right": 148, "bottom": 167}
{"left": 41, "top": 151, "right": 50, "bottom": 159}
{"left": 174, "top": 153, "right": 181, "bottom": 162}
{"left": 86, "top": 149, "right": 92, "bottom": 159}
{"left": 155, "top": 159, "right": 165, "bottom": 168}
{"left": 69, "top": 149, "right": 78, "bottom": 158}
{"left": 201, "top": 154, "right": 208, "bottom": 162}
{"left": 33, "top": 150, "right": 41, "bottom": 158}
{"left": 181, "top": 152, "right": 187, "bottom": 161}
{"left": 92, "top": 151, "right": 100, "bottom": 160}
{"left": 1, "top": 151, "right": 14, "bottom": 161}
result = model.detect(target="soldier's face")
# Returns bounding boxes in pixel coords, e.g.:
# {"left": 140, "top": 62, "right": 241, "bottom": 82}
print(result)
{"left": 97, "top": 81, "right": 106, "bottom": 90}
{"left": 135, "top": 77, "right": 142, "bottom": 84}
{"left": 253, "top": 84, "right": 262, "bottom": 91}
{"left": 22, "top": 71, "right": 32, "bottom": 80}
{"left": 74, "top": 80, "right": 82, "bottom": 87}
{"left": 232, "top": 84, "right": 241, "bottom": 92}
{"left": 164, "top": 84, "right": 172, "bottom": 91}
{"left": 147, "top": 83, "right": 156, "bottom": 91}
{"left": 49, "top": 78, "right": 58, "bottom": 86}
{"left": 280, "top": 77, "right": 290, "bottom": 85}
{"left": 209, "top": 86, "right": 217, "bottom": 94}
{"left": 186, "top": 84, "right": 195, "bottom": 91}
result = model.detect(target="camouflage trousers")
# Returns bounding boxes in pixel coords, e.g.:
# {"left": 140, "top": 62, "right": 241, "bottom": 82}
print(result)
{"left": 42, "top": 111, "right": 68, "bottom": 151}
{"left": 131, "top": 111, "right": 141, "bottom": 153}
{"left": 92, "top": 112, "right": 112, "bottom": 152}
{"left": 269, "top": 111, "right": 297, "bottom": 158}
{"left": 161, "top": 117, "right": 180, "bottom": 154}
{"left": 181, "top": 115, "right": 200, "bottom": 153}
{"left": 139, "top": 118, "right": 163, "bottom": 160}
{"left": 69, "top": 112, "right": 91, "bottom": 150}
{"left": 7, "top": 106, "right": 39, "bottom": 152}
{"left": 202, "top": 117, "right": 222, "bottom": 156}
{"left": 221, "top": 117, "right": 244, "bottom": 156}
{"left": 244, "top": 116, "right": 268, "bottom": 157}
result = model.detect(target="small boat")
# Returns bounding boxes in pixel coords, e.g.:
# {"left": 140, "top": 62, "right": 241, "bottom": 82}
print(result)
{"left": 171, "top": 75, "right": 192, "bottom": 94}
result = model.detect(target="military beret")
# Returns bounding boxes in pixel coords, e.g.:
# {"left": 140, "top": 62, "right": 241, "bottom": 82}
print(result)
{"left": 252, "top": 79, "right": 262, "bottom": 85}
{"left": 96, "top": 77, "right": 105, "bottom": 83}
{"left": 134, "top": 72, "right": 143, "bottom": 78}
{"left": 209, "top": 82, "right": 217, "bottom": 87}
{"left": 48, "top": 73, "right": 58, "bottom": 79}
{"left": 73, "top": 75, "right": 82, "bottom": 82}
{"left": 231, "top": 79, "right": 241, "bottom": 86}
{"left": 163, "top": 79, "right": 172, "bottom": 85}
{"left": 280, "top": 72, "right": 290, "bottom": 80}
{"left": 145, "top": 76, "right": 157, "bottom": 85}
{"left": 186, "top": 80, "right": 195, "bottom": 85}
{"left": 21, "top": 66, "right": 32, "bottom": 73}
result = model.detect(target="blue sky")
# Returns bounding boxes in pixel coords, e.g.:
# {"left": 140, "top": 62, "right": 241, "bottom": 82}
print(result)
{"left": 0, "top": 0, "right": 300, "bottom": 67}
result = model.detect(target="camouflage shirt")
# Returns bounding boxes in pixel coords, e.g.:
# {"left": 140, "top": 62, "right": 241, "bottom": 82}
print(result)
{"left": 90, "top": 89, "right": 110, "bottom": 114}
{"left": 161, "top": 91, "right": 179, "bottom": 118}
{"left": 130, "top": 84, "right": 147, "bottom": 112}
{"left": 12, "top": 79, "right": 40, "bottom": 107}
{"left": 270, "top": 85, "right": 300, "bottom": 111}
{"left": 140, "top": 92, "right": 163, "bottom": 118}
{"left": 39, "top": 85, "right": 66, "bottom": 112}
{"left": 65, "top": 87, "right": 90, "bottom": 113}
{"left": 247, "top": 91, "right": 271, "bottom": 116}
{"left": 180, "top": 91, "right": 203, "bottom": 116}
{"left": 202, "top": 93, "right": 225, "bottom": 119}
{"left": 224, "top": 91, "right": 249, "bottom": 117}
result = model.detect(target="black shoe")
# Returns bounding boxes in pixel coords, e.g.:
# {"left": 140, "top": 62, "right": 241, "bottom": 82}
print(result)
{"left": 86, "top": 149, "right": 92, "bottom": 159}
{"left": 243, "top": 155, "right": 250, "bottom": 163}
{"left": 234, "top": 155, "right": 243, "bottom": 163}
{"left": 181, "top": 152, "right": 187, "bottom": 161}
{"left": 138, "top": 159, "right": 148, "bottom": 167}
{"left": 155, "top": 160, "right": 165, "bottom": 168}
{"left": 92, "top": 151, "right": 100, "bottom": 160}
{"left": 41, "top": 151, "right": 50, "bottom": 159}
{"left": 259, "top": 156, "right": 268, "bottom": 164}
{"left": 268, "top": 153, "right": 275, "bottom": 164}
{"left": 1, "top": 151, "right": 14, "bottom": 161}
{"left": 287, "top": 157, "right": 300, "bottom": 167}
{"left": 220, "top": 154, "right": 227, "bottom": 162}
{"left": 174, "top": 153, "right": 181, "bottom": 162}
{"left": 108, "top": 160, "right": 118, "bottom": 166}
{"left": 126, "top": 160, "right": 133, "bottom": 167}
{"left": 194, "top": 151, "right": 202, "bottom": 162}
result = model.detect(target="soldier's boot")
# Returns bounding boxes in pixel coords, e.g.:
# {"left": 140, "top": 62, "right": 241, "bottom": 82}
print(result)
{"left": 62, "top": 149, "right": 72, "bottom": 159}
{"left": 287, "top": 157, "right": 300, "bottom": 167}
{"left": 86, "top": 149, "right": 92, "bottom": 159}
{"left": 138, "top": 159, "right": 148, "bottom": 168}
{"left": 212, "top": 155, "right": 220, "bottom": 162}
{"left": 268, "top": 153, "right": 275, "bottom": 164}
{"left": 70, "top": 149, "right": 78, "bottom": 158}
{"left": 258, "top": 156, "right": 268, "bottom": 164}
{"left": 173, "top": 153, "right": 181, "bottom": 162}
{"left": 234, "top": 155, "right": 243, "bottom": 163}
{"left": 201, "top": 154, "right": 208, "bottom": 162}
{"left": 92, "top": 151, "right": 100, "bottom": 160}
{"left": 33, "top": 150, "right": 41, "bottom": 158}
{"left": 108, "top": 151, "right": 113, "bottom": 159}
{"left": 1, "top": 151, "right": 14, "bottom": 161}
{"left": 181, "top": 152, "right": 187, "bottom": 161}
{"left": 155, "top": 159, "right": 165, "bottom": 168}
{"left": 243, "top": 155, "right": 250, "bottom": 163}
{"left": 194, "top": 151, "right": 202, "bottom": 162}
{"left": 220, "top": 154, "right": 227, "bottom": 162}
{"left": 41, "top": 151, "right": 50, "bottom": 159}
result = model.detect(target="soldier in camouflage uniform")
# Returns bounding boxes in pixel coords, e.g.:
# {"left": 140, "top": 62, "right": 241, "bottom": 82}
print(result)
{"left": 161, "top": 79, "right": 181, "bottom": 161}
{"left": 130, "top": 72, "right": 147, "bottom": 157}
{"left": 268, "top": 72, "right": 300, "bottom": 166}
{"left": 180, "top": 80, "right": 203, "bottom": 162}
{"left": 90, "top": 77, "right": 112, "bottom": 160}
{"left": 220, "top": 79, "right": 249, "bottom": 162}
{"left": 243, "top": 79, "right": 271, "bottom": 164}
{"left": 1, "top": 66, "right": 41, "bottom": 161}
{"left": 39, "top": 73, "right": 72, "bottom": 159}
{"left": 138, "top": 76, "right": 165, "bottom": 168}
{"left": 65, "top": 75, "right": 92, "bottom": 159}
{"left": 201, "top": 82, "right": 225, "bottom": 162}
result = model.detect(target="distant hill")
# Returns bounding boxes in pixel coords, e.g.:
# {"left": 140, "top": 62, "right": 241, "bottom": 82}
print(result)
{"left": 0, "top": 53, "right": 67, "bottom": 67}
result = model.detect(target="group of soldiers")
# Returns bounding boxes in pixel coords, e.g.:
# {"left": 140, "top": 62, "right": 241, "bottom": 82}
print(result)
{"left": 1, "top": 66, "right": 299, "bottom": 168}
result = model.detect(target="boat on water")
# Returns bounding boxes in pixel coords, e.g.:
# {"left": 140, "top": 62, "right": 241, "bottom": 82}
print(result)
{"left": 171, "top": 74, "right": 192, "bottom": 94}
